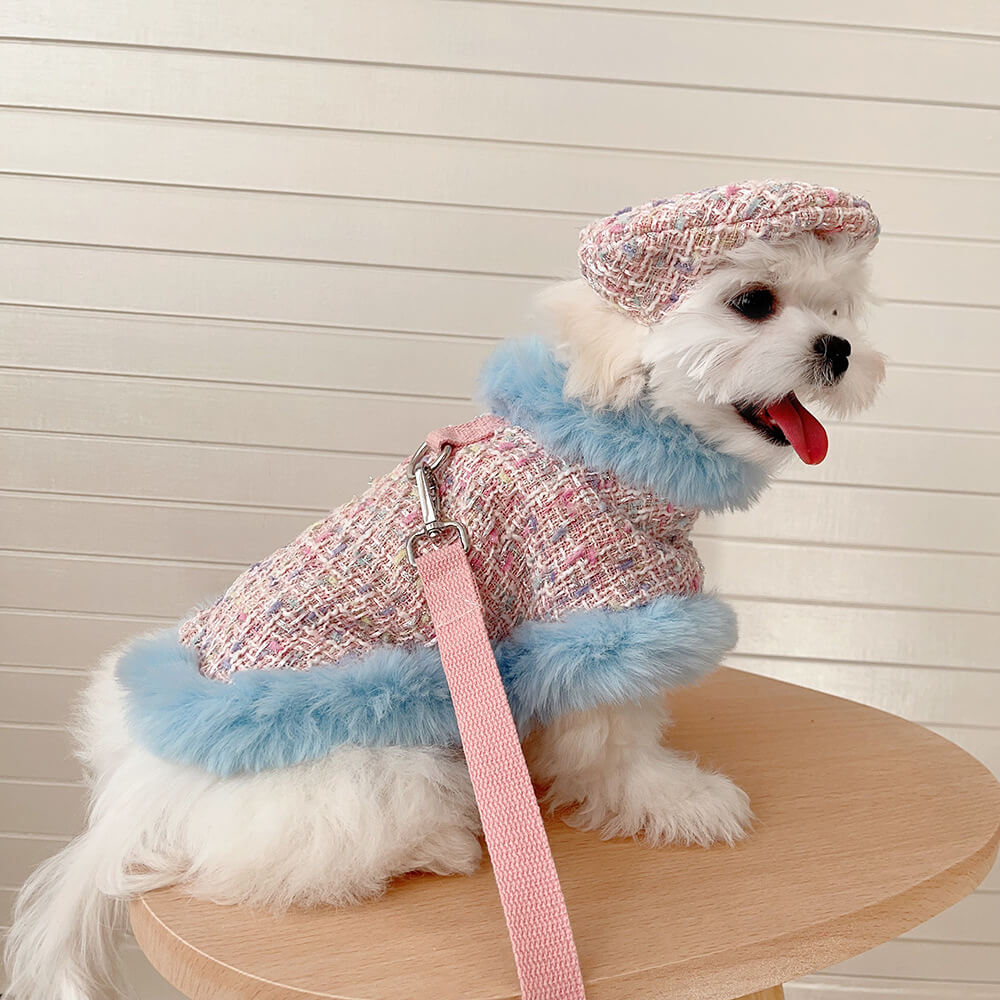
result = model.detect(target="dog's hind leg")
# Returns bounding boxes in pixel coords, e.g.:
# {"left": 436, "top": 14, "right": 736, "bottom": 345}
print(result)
{"left": 164, "top": 742, "right": 483, "bottom": 910}
{"left": 524, "top": 695, "right": 753, "bottom": 847}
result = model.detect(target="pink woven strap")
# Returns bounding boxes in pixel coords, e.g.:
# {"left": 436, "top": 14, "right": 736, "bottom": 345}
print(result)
{"left": 416, "top": 539, "right": 587, "bottom": 1000}
{"left": 425, "top": 413, "right": 506, "bottom": 452}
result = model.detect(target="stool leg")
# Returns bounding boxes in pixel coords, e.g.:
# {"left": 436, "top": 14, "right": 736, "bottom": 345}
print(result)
{"left": 735, "top": 988, "right": 785, "bottom": 1000}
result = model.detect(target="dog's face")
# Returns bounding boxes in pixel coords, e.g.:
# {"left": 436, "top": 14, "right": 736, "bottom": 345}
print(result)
{"left": 542, "top": 233, "right": 885, "bottom": 470}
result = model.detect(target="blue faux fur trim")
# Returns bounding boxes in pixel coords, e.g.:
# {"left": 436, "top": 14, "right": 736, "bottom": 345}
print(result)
{"left": 479, "top": 337, "right": 768, "bottom": 512}
{"left": 117, "top": 594, "right": 736, "bottom": 776}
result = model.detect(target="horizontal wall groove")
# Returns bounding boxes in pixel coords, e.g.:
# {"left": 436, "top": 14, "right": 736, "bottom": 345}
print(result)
{"left": 0, "top": 830, "right": 76, "bottom": 842}
{"left": 0, "top": 364, "right": 472, "bottom": 405}
{"left": 4, "top": 171, "right": 1000, "bottom": 250}
{"left": 773, "top": 478, "right": 1000, "bottom": 499}
{"left": 890, "top": 361, "right": 1000, "bottom": 376}
{"left": 4, "top": 549, "right": 995, "bottom": 617}
{"left": 3, "top": 36, "right": 999, "bottom": 112}
{"left": 891, "top": 939, "right": 1000, "bottom": 951}
{"left": 928, "top": 720, "right": 1000, "bottom": 733}
{"left": 0, "top": 426, "right": 406, "bottom": 461}
{"left": 3, "top": 357, "right": 999, "bottom": 384}
{"left": 0, "top": 776, "right": 84, "bottom": 789}
{"left": 4, "top": 104, "right": 1000, "bottom": 180}
{"left": 7, "top": 476, "right": 999, "bottom": 504}
{"left": 0, "top": 720, "right": 67, "bottom": 732}
{"left": 722, "top": 593, "right": 1000, "bottom": 619}
{"left": 841, "top": 421, "right": 1000, "bottom": 440}
{"left": 802, "top": 972, "right": 1000, "bottom": 987}
{"left": 729, "top": 651, "right": 1000, "bottom": 677}
{"left": 879, "top": 298, "right": 1000, "bottom": 312}
{"left": 0, "top": 664, "right": 87, "bottom": 677}
{"left": 469, "top": 1, "right": 1000, "bottom": 42}
{"left": 0, "top": 301, "right": 499, "bottom": 344}
{"left": 5, "top": 369, "right": 1000, "bottom": 440}
{"left": 6, "top": 526, "right": 997, "bottom": 562}
{"left": 0, "top": 487, "right": 324, "bottom": 517}
{"left": 0, "top": 169, "right": 586, "bottom": 220}
{"left": 2, "top": 297, "right": 995, "bottom": 332}
{"left": 0, "top": 547, "right": 245, "bottom": 573}
{"left": 0, "top": 831, "right": 71, "bottom": 843}
{"left": 0, "top": 606, "right": 175, "bottom": 624}
{"left": 699, "top": 536, "right": 1000, "bottom": 560}
{"left": 6, "top": 410, "right": 996, "bottom": 443}
{"left": 0, "top": 237, "right": 557, "bottom": 284}
{"left": 889, "top": 232, "right": 1000, "bottom": 249}
{"left": 4, "top": 428, "right": 999, "bottom": 497}
{"left": 805, "top": 973, "right": 1000, "bottom": 987}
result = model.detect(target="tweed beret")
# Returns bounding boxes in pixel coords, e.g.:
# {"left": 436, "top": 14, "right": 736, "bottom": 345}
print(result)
{"left": 578, "top": 180, "right": 880, "bottom": 325}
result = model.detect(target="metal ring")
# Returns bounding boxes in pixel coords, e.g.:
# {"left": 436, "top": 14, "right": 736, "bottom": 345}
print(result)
{"left": 405, "top": 520, "right": 470, "bottom": 566}
{"left": 408, "top": 441, "right": 453, "bottom": 478}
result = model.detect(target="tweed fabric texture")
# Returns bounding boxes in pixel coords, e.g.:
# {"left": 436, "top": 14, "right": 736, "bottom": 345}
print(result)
{"left": 579, "top": 179, "right": 880, "bottom": 325}
{"left": 179, "top": 420, "right": 704, "bottom": 680}
{"left": 417, "top": 540, "right": 586, "bottom": 1000}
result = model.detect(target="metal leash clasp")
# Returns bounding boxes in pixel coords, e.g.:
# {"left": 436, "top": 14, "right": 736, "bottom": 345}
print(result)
{"left": 405, "top": 441, "right": 470, "bottom": 566}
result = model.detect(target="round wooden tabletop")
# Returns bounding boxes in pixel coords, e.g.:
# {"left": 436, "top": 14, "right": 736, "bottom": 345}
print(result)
{"left": 131, "top": 668, "right": 1000, "bottom": 1000}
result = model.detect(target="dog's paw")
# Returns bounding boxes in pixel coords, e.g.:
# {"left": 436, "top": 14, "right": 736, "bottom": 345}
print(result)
{"left": 413, "top": 825, "right": 483, "bottom": 877}
{"left": 625, "top": 767, "right": 753, "bottom": 848}
{"left": 553, "top": 756, "right": 753, "bottom": 848}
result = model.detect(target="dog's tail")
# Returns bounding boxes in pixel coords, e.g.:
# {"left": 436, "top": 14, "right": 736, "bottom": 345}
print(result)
{"left": 4, "top": 640, "right": 186, "bottom": 999}
{"left": 3, "top": 792, "right": 184, "bottom": 1000}
{"left": 4, "top": 752, "right": 184, "bottom": 1000}
{"left": 4, "top": 755, "right": 186, "bottom": 1000}
{"left": 4, "top": 820, "right": 129, "bottom": 1000}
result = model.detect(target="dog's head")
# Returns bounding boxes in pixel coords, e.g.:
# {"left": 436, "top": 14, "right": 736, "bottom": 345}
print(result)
{"left": 541, "top": 182, "right": 885, "bottom": 470}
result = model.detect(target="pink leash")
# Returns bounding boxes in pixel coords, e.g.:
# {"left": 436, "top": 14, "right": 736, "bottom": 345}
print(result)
{"left": 407, "top": 416, "right": 587, "bottom": 1000}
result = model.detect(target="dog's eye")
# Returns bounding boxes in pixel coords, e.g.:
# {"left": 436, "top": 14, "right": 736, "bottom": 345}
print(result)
{"left": 728, "top": 287, "right": 776, "bottom": 321}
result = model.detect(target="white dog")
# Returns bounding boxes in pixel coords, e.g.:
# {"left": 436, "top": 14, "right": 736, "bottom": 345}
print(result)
{"left": 5, "top": 181, "right": 885, "bottom": 999}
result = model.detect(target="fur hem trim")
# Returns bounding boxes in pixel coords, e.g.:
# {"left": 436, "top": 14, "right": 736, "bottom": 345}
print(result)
{"left": 116, "top": 594, "right": 737, "bottom": 776}
{"left": 479, "top": 336, "right": 769, "bottom": 512}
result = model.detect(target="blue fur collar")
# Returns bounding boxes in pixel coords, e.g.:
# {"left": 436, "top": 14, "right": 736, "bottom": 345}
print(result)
{"left": 479, "top": 337, "right": 768, "bottom": 513}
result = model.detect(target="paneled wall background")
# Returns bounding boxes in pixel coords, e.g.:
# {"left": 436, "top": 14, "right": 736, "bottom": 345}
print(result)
{"left": 1, "top": 1, "right": 998, "bottom": 996}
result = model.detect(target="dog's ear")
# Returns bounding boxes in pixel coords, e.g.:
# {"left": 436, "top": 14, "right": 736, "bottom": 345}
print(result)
{"left": 536, "top": 279, "right": 648, "bottom": 410}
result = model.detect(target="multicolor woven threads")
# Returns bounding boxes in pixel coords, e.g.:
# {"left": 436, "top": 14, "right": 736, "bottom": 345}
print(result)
{"left": 579, "top": 180, "right": 880, "bottom": 325}
{"left": 179, "top": 420, "right": 704, "bottom": 680}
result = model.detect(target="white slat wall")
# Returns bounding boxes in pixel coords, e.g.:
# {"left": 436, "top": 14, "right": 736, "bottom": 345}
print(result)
{"left": 1, "top": 2, "right": 998, "bottom": 996}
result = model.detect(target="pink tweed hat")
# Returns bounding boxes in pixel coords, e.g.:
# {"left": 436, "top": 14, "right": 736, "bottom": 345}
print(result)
{"left": 578, "top": 180, "right": 880, "bottom": 325}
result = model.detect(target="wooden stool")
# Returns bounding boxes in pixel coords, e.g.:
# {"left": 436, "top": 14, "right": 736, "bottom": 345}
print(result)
{"left": 130, "top": 668, "right": 1000, "bottom": 1000}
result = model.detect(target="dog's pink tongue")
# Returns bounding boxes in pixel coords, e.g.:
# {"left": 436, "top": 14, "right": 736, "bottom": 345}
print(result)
{"left": 765, "top": 394, "right": 829, "bottom": 465}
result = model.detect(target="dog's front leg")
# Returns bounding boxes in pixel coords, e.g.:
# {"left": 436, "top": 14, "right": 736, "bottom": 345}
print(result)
{"left": 524, "top": 696, "right": 752, "bottom": 846}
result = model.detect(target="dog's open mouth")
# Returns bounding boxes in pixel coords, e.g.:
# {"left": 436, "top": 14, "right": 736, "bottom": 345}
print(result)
{"left": 734, "top": 392, "right": 829, "bottom": 465}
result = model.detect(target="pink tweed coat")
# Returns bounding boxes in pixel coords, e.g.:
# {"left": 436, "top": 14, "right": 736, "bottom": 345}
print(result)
{"left": 179, "top": 417, "right": 704, "bottom": 681}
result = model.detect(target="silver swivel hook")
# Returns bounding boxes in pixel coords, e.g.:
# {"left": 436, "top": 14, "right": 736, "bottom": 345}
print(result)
{"left": 404, "top": 442, "right": 471, "bottom": 566}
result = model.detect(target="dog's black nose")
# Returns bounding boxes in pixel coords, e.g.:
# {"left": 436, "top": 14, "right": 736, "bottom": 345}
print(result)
{"left": 813, "top": 334, "right": 851, "bottom": 379}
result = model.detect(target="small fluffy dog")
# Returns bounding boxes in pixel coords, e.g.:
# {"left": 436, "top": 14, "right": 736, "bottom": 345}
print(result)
{"left": 6, "top": 181, "right": 885, "bottom": 999}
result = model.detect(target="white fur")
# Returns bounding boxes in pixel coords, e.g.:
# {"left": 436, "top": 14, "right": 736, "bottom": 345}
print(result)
{"left": 6, "top": 231, "right": 883, "bottom": 1000}
{"left": 525, "top": 697, "right": 752, "bottom": 847}
{"left": 536, "top": 279, "right": 648, "bottom": 410}
{"left": 546, "top": 234, "right": 885, "bottom": 470}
